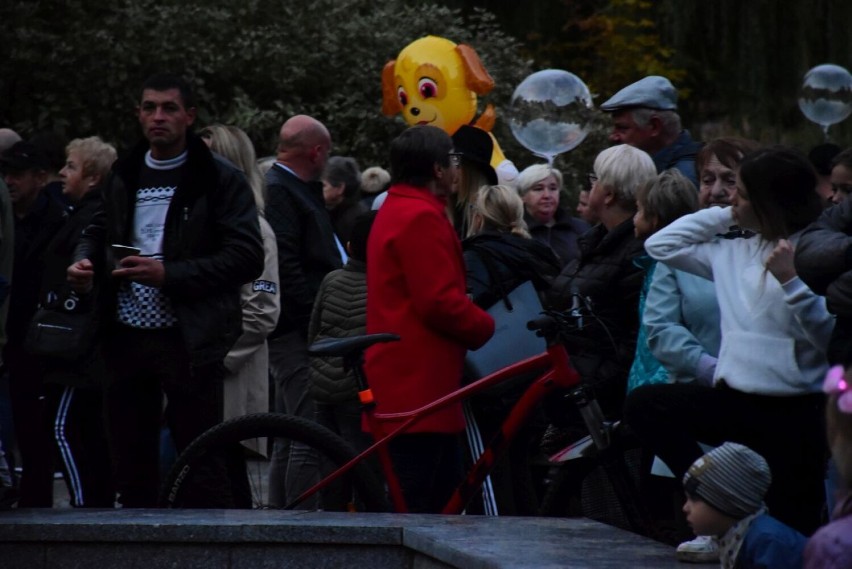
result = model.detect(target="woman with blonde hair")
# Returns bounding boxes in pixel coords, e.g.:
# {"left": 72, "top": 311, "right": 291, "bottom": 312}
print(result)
{"left": 200, "top": 125, "right": 280, "bottom": 442}
{"left": 39, "top": 136, "right": 118, "bottom": 507}
{"left": 462, "top": 183, "right": 560, "bottom": 515}
{"left": 464, "top": 184, "right": 560, "bottom": 308}
{"left": 200, "top": 125, "right": 267, "bottom": 214}
{"left": 449, "top": 125, "right": 499, "bottom": 238}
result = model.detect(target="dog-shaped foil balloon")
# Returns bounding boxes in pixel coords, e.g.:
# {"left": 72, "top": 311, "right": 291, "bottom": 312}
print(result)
{"left": 382, "top": 35, "right": 518, "bottom": 183}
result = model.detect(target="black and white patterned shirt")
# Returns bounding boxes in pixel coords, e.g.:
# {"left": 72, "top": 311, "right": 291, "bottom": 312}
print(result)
{"left": 115, "top": 150, "right": 186, "bottom": 329}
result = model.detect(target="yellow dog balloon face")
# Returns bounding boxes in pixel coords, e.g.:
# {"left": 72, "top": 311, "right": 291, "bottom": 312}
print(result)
{"left": 382, "top": 36, "right": 495, "bottom": 134}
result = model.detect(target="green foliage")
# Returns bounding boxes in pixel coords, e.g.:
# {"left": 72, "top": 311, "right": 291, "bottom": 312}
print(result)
{"left": 575, "top": 0, "right": 687, "bottom": 99}
{"left": 0, "top": 0, "right": 535, "bottom": 169}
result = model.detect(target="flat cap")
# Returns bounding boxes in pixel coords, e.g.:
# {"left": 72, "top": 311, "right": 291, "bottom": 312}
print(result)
{"left": 600, "top": 76, "right": 678, "bottom": 112}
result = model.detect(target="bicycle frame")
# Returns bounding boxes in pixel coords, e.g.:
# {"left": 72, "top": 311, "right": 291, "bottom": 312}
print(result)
{"left": 289, "top": 339, "right": 582, "bottom": 514}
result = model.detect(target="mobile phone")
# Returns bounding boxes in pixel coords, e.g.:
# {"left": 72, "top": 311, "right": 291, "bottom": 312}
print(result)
{"left": 111, "top": 244, "right": 141, "bottom": 260}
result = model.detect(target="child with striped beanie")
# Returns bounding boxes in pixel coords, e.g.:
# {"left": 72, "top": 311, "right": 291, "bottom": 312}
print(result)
{"left": 682, "top": 442, "right": 806, "bottom": 569}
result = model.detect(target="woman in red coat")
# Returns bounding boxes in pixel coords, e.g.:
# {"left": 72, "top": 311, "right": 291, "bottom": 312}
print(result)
{"left": 366, "top": 126, "right": 494, "bottom": 512}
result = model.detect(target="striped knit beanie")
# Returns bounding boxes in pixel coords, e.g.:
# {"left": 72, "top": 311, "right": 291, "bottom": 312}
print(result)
{"left": 682, "top": 442, "right": 772, "bottom": 520}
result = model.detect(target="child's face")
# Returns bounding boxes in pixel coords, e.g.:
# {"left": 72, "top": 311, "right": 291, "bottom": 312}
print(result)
{"left": 633, "top": 202, "right": 657, "bottom": 239}
{"left": 683, "top": 496, "right": 735, "bottom": 537}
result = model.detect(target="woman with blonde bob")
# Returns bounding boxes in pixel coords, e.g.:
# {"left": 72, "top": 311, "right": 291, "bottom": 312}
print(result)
{"left": 39, "top": 136, "right": 118, "bottom": 507}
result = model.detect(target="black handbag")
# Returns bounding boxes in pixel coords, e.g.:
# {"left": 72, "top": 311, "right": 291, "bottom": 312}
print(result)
{"left": 25, "top": 290, "right": 98, "bottom": 361}
{"left": 464, "top": 245, "right": 547, "bottom": 381}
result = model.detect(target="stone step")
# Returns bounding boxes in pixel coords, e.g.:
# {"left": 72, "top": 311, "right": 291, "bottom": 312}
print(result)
{"left": 0, "top": 509, "right": 682, "bottom": 569}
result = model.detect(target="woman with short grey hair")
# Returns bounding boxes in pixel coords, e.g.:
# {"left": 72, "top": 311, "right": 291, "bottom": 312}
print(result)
{"left": 544, "top": 144, "right": 657, "bottom": 430}
{"left": 516, "top": 163, "right": 588, "bottom": 268}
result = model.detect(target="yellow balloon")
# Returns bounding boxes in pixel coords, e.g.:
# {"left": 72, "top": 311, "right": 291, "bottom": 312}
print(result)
{"left": 381, "top": 36, "right": 516, "bottom": 181}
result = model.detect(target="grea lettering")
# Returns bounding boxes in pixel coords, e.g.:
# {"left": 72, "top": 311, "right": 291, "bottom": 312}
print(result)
{"left": 252, "top": 280, "right": 278, "bottom": 294}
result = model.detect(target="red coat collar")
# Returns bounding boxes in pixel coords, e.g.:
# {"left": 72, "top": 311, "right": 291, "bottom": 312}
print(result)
{"left": 387, "top": 183, "right": 448, "bottom": 209}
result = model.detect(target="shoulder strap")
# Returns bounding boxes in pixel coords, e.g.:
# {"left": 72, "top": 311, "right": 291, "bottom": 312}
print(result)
{"left": 471, "top": 243, "right": 512, "bottom": 311}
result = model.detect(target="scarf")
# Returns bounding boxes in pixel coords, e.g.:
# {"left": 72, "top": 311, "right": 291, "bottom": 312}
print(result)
{"left": 718, "top": 506, "right": 767, "bottom": 569}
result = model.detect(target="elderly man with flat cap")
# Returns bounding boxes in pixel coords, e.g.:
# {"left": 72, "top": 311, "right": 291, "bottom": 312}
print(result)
{"left": 601, "top": 76, "right": 701, "bottom": 187}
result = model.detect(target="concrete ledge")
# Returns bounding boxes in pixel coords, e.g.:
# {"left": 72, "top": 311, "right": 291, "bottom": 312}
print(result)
{"left": 0, "top": 509, "right": 680, "bottom": 569}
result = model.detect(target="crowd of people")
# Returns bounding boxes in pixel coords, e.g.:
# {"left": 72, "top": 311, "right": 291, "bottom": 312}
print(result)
{"left": 0, "top": 71, "right": 851, "bottom": 568}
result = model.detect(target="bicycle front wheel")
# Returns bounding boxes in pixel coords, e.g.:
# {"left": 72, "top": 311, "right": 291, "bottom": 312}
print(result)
{"left": 159, "top": 413, "right": 389, "bottom": 511}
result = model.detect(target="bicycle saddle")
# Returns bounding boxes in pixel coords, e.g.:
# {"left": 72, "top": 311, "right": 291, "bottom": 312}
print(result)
{"left": 307, "top": 333, "right": 401, "bottom": 358}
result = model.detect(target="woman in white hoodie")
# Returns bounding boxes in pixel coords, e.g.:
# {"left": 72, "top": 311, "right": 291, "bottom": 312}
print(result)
{"left": 625, "top": 146, "right": 833, "bottom": 536}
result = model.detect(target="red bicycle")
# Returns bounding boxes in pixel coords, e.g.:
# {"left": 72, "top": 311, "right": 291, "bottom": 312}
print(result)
{"left": 160, "top": 310, "right": 651, "bottom": 533}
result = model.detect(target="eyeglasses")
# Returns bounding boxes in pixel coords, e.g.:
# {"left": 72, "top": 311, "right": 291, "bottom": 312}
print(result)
{"left": 448, "top": 152, "right": 462, "bottom": 167}
{"left": 587, "top": 173, "right": 598, "bottom": 185}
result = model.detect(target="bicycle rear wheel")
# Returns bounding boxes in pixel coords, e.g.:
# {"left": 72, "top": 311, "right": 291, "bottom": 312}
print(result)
{"left": 159, "top": 413, "right": 389, "bottom": 511}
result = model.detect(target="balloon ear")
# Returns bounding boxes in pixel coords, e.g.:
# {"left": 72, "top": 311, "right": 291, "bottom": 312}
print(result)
{"left": 472, "top": 104, "right": 496, "bottom": 132}
{"left": 381, "top": 60, "right": 402, "bottom": 116}
{"left": 456, "top": 44, "right": 494, "bottom": 95}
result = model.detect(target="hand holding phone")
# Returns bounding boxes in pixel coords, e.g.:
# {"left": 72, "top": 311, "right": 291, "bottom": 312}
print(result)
{"left": 112, "top": 255, "right": 165, "bottom": 287}
{"left": 111, "top": 244, "right": 141, "bottom": 269}
{"left": 111, "top": 244, "right": 141, "bottom": 258}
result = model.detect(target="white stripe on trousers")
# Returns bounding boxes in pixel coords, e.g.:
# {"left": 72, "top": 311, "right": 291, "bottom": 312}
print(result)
{"left": 55, "top": 386, "right": 84, "bottom": 506}
{"left": 463, "top": 402, "right": 498, "bottom": 516}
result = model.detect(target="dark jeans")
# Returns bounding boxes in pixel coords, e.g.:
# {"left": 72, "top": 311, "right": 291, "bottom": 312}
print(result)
{"left": 624, "top": 382, "right": 827, "bottom": 535}
{"left": 388, "top": 432, "right": 462, "bottom": 513}
{"left": 315, "top": 400, "right": 373, "bottom": 455}
{"left": 5, "top": 347, "right": 55, "bottom": 507}
{"left": 104, "top": 325, "right": 230, "bottom": 508}
{"left": 316, "top": 400, "right": 378, "bottom": 510}
{"left": 268, "top": 331, "right": 317, "bottom": 507}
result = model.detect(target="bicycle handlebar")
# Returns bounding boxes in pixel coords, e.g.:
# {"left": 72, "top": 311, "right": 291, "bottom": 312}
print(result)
{"left": 526, "top": 314, "right": 556, "bottom": 333}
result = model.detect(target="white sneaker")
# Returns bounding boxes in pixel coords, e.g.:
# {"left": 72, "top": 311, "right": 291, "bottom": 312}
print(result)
{"left": 676, "top": 535, "right": 719, "bottom": 563}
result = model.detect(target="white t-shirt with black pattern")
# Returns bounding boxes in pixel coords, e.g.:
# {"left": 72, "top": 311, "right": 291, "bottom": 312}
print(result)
{"left": 115, "top": 150, "right": 186, "bottom": 329}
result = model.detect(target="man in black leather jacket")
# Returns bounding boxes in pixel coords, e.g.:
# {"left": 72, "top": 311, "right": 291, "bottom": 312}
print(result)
{"left": 68, "top": 74, "right": 263, "bottom": 507}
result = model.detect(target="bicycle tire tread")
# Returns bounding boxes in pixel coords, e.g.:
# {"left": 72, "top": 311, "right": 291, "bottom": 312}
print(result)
{"left": 159, "top": 412, "right": 389, "bottom": 511}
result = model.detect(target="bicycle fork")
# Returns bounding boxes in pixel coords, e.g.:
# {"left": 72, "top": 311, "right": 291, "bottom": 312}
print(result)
{"left": 566, "top": 386, "right": 655, "bottom": 537}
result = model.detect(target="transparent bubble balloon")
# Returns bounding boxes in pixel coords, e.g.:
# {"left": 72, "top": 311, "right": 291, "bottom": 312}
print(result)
{"left": 798, "top": 64, "right": 852, "bottom": 139}
{"left": 508, "top": 69, "right": 593, "bottom": 165}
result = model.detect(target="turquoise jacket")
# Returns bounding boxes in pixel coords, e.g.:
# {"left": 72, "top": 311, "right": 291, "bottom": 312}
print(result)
{"left": 627, "top": 256, "right": 668, "bottom": 392}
